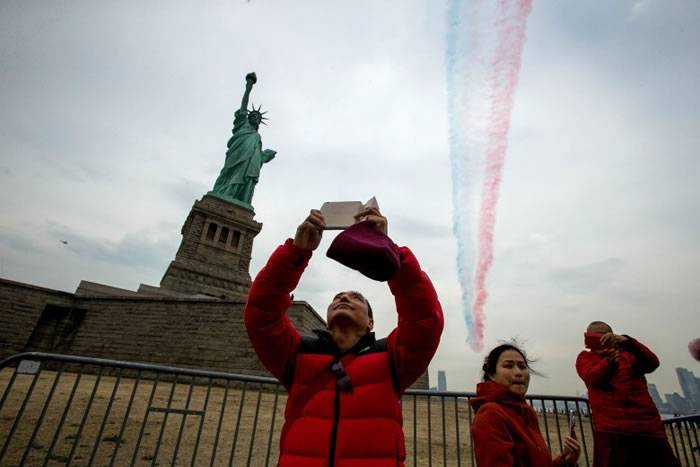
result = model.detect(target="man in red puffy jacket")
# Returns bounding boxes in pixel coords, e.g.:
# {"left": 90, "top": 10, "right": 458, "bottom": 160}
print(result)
{"left": 244, "top": 207, "right": 444, "bottom": 466}
{"left": 576, "top": 321, "right": 680, "bottom": 467}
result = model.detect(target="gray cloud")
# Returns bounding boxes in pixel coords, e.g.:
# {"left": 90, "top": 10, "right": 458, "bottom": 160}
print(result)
{"left": 548, "top": 258, "right": 626, "bottom": 293}
{"left": 0, "top": 229, "right": 41, "bottom": 255}
{"left": 45, "top": 223, "right": 178, "bottom": 271}
{"left": 392, "top": 215, "right": 451, "bottom": 240}
{"left": 161, "top": 178, "right": 211, "bottom": 211}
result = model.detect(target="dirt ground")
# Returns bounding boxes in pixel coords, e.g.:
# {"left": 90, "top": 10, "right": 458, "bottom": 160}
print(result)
{"left": 0, "top": 368, "right": 690, "bottom": 466}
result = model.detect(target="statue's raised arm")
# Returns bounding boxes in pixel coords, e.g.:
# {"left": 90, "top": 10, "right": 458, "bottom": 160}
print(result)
{"left": 240, "top": 72, "right": 257, "bottom": 113}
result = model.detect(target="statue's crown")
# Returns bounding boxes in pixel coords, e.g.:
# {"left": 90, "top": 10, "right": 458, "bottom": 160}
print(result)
{"left": 249, "top": 103, "right": 268, "bottom": 125}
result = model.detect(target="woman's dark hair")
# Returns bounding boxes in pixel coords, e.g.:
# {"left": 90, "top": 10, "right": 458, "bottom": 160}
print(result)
{"left": 481, "top": 343, "right": 538, "bottom": 382}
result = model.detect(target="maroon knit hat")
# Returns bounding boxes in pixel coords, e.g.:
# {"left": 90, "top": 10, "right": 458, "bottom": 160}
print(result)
{"left": 690, "top": 338, "right": 700, "bottom": 362}
{"left": 326, "top": 221, "right": 401, "bottom": 281}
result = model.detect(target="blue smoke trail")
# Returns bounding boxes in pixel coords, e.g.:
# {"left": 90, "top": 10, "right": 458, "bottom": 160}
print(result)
{"left": 446, "top": 0, "right": 478, "bottom": 347}
{"left": 446, "top": 0, "right": 533, "bottom": 352}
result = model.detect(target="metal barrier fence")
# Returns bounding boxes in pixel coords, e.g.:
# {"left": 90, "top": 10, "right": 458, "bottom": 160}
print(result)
{"left": 0, "top": 352, "right": 693, "bottom": 466}
{"left": 666, "top": 415, "right": 700, "bottom": 467}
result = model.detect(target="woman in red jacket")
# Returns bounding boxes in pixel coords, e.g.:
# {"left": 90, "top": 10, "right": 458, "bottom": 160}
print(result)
{"left": 470, "top": 344, "right": 581, "bottom": 467}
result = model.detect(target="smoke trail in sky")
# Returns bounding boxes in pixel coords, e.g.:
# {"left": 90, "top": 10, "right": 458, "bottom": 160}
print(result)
{"left": 446, "top": 0, "right": 533, "bottom": 352}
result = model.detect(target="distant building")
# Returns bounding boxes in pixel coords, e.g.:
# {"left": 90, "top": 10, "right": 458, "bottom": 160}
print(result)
{"left": 648, "top": 383, "right": 668, "bottom": 413}
{"left": 676, "top": 367, "right": 700, "bottom": 411}
{"left": 648, "top": 367, "right": 700, "bottom": 416}
{"left": 665, "top": 392, "right": 692, "bottom": 415}
{"left": 437, "top": 370, "right": 447, "bottom": 392}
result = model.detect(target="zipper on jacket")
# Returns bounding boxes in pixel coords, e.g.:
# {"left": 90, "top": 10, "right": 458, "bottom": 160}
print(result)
{"left": 328, "top": 374, "right": 341, "bottom": 466}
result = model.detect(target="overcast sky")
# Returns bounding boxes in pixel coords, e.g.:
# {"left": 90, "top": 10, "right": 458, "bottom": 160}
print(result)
{"left": 1, "top": 0, "right": 698, "bottom": 397}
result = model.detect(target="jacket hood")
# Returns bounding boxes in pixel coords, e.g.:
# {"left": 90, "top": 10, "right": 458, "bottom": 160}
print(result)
{"left": 470, "top": 381, "right": 528, "bottom": 413}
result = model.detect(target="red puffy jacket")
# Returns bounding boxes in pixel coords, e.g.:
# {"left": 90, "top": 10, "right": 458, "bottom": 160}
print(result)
{"left": 244, "top": 239, "right": 444, "bottom": 466}
{"left": 470, "top": 382, "right": 571, "bottom": 467}
{"left": 576, "top": 336, "right": 666, "bottom": 437}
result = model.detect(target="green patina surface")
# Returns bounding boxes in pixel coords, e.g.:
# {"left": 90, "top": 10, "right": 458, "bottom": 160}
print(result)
{"left": 210, "top": 72, "right": 275, "bottom": 208}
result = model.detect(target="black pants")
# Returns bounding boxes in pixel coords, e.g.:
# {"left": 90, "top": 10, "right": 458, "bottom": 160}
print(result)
{"left": 593, "top": 431, "right": 681, "bottom": 467}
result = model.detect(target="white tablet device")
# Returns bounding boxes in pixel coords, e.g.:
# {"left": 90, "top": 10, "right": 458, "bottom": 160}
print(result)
{"left": 320, "top": 201, "right": 363, "bottom": 229}
{"left": 320, "top": 197, "right": 379, "bottom": 230}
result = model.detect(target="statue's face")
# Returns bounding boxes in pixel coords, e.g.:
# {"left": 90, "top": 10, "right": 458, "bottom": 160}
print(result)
{"left": 248, "top": 112, "right": 261, "bottom": 127}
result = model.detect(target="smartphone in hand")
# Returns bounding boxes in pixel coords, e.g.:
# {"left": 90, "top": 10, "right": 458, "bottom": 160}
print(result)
{"left": 568, "top": 412, "right": 577, "bottom": 437}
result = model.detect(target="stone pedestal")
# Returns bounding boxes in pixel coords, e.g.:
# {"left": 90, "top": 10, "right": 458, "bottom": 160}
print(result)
{"left": 160, "top": 195, "right": 262, "bottom": 300}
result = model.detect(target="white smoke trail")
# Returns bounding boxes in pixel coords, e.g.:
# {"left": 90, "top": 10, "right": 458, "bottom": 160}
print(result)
{"left": 447, "top": 0, "right": 533, "bottom": 351}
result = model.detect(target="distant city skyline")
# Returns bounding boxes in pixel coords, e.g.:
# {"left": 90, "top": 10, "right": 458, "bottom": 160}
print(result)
{"left": 649, "top": 367, "right": 700, "bottom": 415}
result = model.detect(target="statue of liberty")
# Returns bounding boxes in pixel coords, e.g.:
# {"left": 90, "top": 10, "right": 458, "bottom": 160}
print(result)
{"left": 210, "top": 72, "right": 276, "bottom": 208}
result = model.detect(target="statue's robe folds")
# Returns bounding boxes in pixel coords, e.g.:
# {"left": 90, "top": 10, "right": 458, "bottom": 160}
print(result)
{"left": 212, "top": 109, "right": 276, "bottom": 204}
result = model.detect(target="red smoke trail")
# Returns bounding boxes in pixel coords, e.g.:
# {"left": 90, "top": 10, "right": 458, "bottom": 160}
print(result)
{"left": 472, "top": 0, "right": 532, "bottom": 351}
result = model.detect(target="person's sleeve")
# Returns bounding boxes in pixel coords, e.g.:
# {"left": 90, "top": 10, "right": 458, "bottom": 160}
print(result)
{"left": 471, "top": 405, "right": 516, "bottom": 467}
{"left": 576, "top": 351, "right": 617, "bottom": 388}
{"left": 386, "top": 246, "right": 444, "bottom": 393}
{"left": 244, "top": 239, "right": 311, "bottom": 387}
{"left": 620, "top": 336, "right": 660, "bottom": 374}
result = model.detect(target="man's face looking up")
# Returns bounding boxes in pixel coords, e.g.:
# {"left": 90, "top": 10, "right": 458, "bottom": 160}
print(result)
{"left": 326, "top": 291, "right": 373, "bottom": 332}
